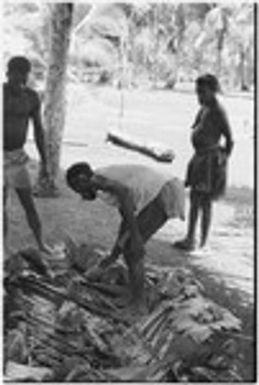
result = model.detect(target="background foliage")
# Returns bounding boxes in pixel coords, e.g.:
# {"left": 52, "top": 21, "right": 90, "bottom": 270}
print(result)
{"left": 3, "top": 2, "right": 254, "bottom": 91}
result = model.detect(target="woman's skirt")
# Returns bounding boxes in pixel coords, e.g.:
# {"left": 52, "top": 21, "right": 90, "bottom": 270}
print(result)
{"left": 185, "top": 147, "right": 228, "bottom": 200}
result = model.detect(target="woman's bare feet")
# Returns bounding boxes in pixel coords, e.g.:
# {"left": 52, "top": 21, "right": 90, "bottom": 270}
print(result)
{"left": 173, "top": 238, "right": 195, "bottom": 251}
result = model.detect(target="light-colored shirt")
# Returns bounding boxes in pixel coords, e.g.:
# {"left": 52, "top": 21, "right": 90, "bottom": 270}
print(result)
{"left": 96, "top": 164, "right": 185, "bottom": 219}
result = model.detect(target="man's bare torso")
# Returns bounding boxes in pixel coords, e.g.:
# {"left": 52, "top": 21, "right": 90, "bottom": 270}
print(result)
{"left": 4, "top": 83, "right": 37, "bottom": 151}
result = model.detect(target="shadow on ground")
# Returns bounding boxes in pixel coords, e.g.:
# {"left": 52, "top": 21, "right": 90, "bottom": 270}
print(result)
{"left": 5, "top": 161, "right": 256, "bottom": 382}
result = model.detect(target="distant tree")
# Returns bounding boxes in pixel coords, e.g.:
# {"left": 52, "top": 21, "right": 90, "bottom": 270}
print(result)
{"left": 193, "top": 5, "right": 230, "bottom": 78}
{"left": 128, "top": 3, "right": 185, "bottom": 88}
{"left": 71, "top": 3, "right": 130, "bottom": 81}
{"left": 71, "top": 3, "right": 131, "bottom": 119}
{"left": 192, "top": 3, "right": 254, "bottom": 89}
{"left": 228, "top": 4, "right": 254, "bottom": 90}
{"left": 164, "top": 3, "right": 187, "bottom": 88}
{"left": 72, "top": 3, "right": 91, "bottom": 28}
{"left": 3, "top": 2, "right": 254, "bottom": 92}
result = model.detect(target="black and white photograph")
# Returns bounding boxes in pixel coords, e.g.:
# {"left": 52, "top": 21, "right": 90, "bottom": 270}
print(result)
{"left": 2, "top": 1, "right": 256, "bottom": 382}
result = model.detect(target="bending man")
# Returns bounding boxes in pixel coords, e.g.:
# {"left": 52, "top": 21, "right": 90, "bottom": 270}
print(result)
{"left": 66, "top": 163, "right": 185, "bottom": 310}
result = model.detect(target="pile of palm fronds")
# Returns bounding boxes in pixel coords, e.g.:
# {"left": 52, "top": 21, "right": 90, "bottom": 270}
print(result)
{"left": 4, "top": 240, "right": 244, "bottom": 382}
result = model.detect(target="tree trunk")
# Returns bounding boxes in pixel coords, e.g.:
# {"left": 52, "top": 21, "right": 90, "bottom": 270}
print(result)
{"left": 151, "top": 5, "right": 159, "bottom": 89}
{"left": 36, "top": 4, "right": 73, "bottom": 197}
{"left": 239, "top": 48, "right": 248, "bottom": 91}
{"left": 215, "top": 9, "right": 227, "bottom": 79}
{"left": 216, "top": 34, "right": 223, "bottom": 78}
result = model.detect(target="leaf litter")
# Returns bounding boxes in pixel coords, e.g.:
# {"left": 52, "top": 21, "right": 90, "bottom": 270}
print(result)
{"left": 4, "top": 239, "right": 245, "bottom": 382}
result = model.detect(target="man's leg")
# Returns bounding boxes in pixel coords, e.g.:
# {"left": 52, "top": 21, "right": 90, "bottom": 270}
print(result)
{"left": 200, "top": 195, "right": 212, "bottom": 248}
{"left": 4, "top": 186, "right": 9, "bottom": 240}
{"left": 15, "top": 188, "right": 45, "bottom": 250}
{"left": 137, "top": 196, "right": 168, "bottom": 242}
{"left": 123, "top": 197, "right": 167, "bottom": 308}
{"left": 126, "top": 257, "right": 145, "bottom": 311}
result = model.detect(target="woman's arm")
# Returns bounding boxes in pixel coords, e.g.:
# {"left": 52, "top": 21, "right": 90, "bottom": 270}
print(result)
{"left": 218, "top": 106, "right": 234, "bottom": 156}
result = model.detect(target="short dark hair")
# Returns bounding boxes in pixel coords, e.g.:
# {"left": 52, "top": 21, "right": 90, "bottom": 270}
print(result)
{"left": 7, "top": 56, "right": 31, "bottom": 74}
{"left": 66, "top": 162, "right": 93, "bottom": 191}
{"left": 196, "top": 73, "right": 221, "bottom": 93}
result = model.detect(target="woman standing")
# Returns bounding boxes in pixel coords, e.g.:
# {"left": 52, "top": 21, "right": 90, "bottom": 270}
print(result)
{"left": 174, "top": 74, "right": 234, "bottom": 251}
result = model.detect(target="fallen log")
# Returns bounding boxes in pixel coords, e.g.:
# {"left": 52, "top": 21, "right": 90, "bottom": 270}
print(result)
{"left": 106, "top": 129, "right": 175, "bottom": 163}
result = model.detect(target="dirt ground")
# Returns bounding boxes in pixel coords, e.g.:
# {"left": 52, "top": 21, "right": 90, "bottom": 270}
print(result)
{"left": 7, "top": 84, "right": 255, "bottom": 381}
{"left": 6, "top": 171, "right": 255, "bottom": 380}
{"left": 25, "top": 82, "right": 254, "bottom": 300}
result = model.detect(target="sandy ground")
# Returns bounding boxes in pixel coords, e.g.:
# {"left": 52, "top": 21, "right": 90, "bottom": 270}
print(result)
{"left": 25, "top": 84, "right": 254, "bottom": 303}
{"left": 154, "top": 202, "right": 254, "bottom": 305}
{"left": 5, "top": 84, "right": 254, "bottom": 381}
{"left": 28, "top": 83, "right": 254, "bottom": 187}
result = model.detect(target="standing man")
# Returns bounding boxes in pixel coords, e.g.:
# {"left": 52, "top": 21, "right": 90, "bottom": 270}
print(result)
{"left": 66, "top": 162, "right": 185, "bottom": 311}
{"left": 4, "top": 56, "right": 50, "bottom": 253}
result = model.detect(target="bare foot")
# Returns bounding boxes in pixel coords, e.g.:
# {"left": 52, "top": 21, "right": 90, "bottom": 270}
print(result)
{"left": 173, "top": 238, "right": 195, "bottom": 251}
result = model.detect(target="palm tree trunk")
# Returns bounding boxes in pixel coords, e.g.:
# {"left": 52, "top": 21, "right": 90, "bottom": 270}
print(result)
{"left": 239, "top": 48, "right": 248, "bottom": 91}
{"left": 36, "top": 4, "right": 73, "bottom": 197}
{"left": 216, "top": 30, "right": 224, "bottom": 78}
{"left": 151, "top": 4, "right": 159, "bottom": 89}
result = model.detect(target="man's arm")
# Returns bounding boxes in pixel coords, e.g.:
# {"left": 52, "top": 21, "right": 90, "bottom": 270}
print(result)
{"left": 30, "top": 91, "right": 47, "bottom": 167}
{"left": 94, "top": 175, "right": 145, "bottom": 265}
{"left": 98, "top": 229, "right": 129, "bottom": 270}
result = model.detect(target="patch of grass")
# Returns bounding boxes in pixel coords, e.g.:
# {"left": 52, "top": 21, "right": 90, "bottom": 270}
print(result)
{"left": 224, "top": 186, "right": 254, "bottom": 206}
{"left": 222, "top": 186, "right": 254, "bottom": 228}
